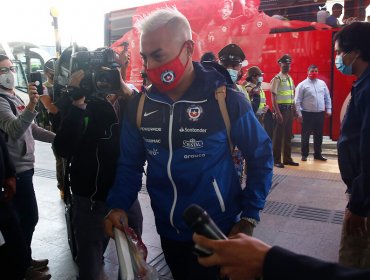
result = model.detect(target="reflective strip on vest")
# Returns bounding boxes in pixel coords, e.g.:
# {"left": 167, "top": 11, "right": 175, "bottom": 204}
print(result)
{"left": 257, "top": 89, "right": 266, "bottom": 115}
{"left": 276, "top": 76, "right": 294, "bottom": 104}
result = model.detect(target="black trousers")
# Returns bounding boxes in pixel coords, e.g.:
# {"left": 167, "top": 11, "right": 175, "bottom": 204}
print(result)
{"left": 0, "top": 202, "right": 29, "bottom": 280}
{"left": 160, "top": 237, "right": 221, "bottom": 280}
{"left": 301, "top": 111, "right": 325, "bottom": 157}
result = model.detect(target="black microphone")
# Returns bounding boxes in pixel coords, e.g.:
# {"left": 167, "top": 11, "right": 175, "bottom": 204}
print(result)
{"left": 183, "top": 204, "right": 227, "bottom": 257}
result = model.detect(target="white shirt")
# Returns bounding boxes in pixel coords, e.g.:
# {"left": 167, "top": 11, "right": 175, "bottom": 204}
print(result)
{"left": 295, "top": 77, "right": 332, "bottom": 117}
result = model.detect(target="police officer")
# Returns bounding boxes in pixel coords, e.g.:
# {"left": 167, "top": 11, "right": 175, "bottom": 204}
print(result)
{"left": 218, "top": 43, "right": 249, "bottom": 96}
{"left": 218, "top": 44, "right": 250, "bottom": 182}
{"left": 245, "top": 66, "right": 266, "bottom": 116}
{"left": 271, "top": 54, "right": 299, "bottom": 168}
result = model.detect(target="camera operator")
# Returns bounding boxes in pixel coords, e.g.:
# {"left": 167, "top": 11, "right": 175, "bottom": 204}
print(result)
{"left": 53, "top": 47, "right": 143, "bottom": 280}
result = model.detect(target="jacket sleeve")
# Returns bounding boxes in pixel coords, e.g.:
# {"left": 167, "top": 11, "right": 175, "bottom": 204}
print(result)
{"left": 0, "top": 134, "right": 16, "bottom": 179}
{"left": 348, "top": 92, "right": 370, "bottom": 216}
{"left": 31, "top": 123, "right": 55, "bottom": 143}
{"left": 264, "top": 246, "right": 370, "bottom": 280}
{"left": 229, "top": 92, "right": 273, "bottom": 221}
{"left": 106, "top": 105, "right": 146, "bottom": 212}
{"left": 53, "top": 105, "right": 86, "bottom": 158}
{"left": 0, "top": 98, "right": 37, "bottom": 139}
{"left": 294, "top": 82, "right": 303, "bottom": 117}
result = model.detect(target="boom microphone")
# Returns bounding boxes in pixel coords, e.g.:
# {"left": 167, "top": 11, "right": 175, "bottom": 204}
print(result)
{"left": 183, "top": 204, "right": 227, "bottom": 256}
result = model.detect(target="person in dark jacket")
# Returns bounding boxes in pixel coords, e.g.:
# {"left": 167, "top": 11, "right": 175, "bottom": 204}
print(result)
{"left": 335, "top": 22, "right": 370, "bottom": 269}
{"left": 193, "top": 233, "right": 370, "bottom": 280}
{"left": 53, "top": 64, "right": 143, "bottom": 280}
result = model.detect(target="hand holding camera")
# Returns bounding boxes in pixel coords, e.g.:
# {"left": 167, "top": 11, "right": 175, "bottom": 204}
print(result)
{"left": 67, "top": 70, "right": 87, "bottom": 101}
{"left": 69, "top": 70, "right": 85, "bottom": 87}
{"left": 119, "top": 47, "right": 130, "bottom": 68}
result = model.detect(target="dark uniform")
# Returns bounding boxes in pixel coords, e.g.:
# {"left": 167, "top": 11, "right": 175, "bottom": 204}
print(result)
{"left": 271, "top": 54, "right": 299, "bottom": 168}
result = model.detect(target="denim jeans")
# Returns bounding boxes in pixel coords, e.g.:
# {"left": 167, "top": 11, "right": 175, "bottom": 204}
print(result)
{"left": 12, "top": 169, "right": 38, "bottom": 264}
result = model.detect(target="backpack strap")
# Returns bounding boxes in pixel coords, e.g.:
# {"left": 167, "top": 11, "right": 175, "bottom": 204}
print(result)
{"left": 0, "top": 94, "right": 17, "bottom": 116}
{"left": 136, "top": 92, "right": 146, "bottom": 129}
{"left": 135, "top": 87, "right": 233, "bottom": 153}
{"left": 215, "top": 86, "right": 233, "bottom": 153}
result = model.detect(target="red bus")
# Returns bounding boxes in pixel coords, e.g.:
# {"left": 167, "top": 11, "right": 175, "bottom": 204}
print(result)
{"left": 104, "top": 0, "right": 369, "bottom": 140}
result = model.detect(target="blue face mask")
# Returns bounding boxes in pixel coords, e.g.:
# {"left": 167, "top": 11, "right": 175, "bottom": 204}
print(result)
{"left": 227, "top": 68, "right": 239, "bottom": 83}
{"left": 257, "top": 76, "right": 263, "bottom": 83}
{"left": 335, "top": 52, "right": 357, "bottom": 75}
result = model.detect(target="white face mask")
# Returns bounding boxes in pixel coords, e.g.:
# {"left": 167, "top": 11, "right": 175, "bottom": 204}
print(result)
{"left": 257, "top": 76, "right": 263, "bottom": 83}
{"left": 0, "top": 72, "right": 16, "bottom": 90}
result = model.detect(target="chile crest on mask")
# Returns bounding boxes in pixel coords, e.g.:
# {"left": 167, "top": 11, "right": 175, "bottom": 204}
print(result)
{"left": 146, "top": 43, "right": 190, "bottom": 92}
{"left": 0, "top": 72, "right": 16, "bottom": 90}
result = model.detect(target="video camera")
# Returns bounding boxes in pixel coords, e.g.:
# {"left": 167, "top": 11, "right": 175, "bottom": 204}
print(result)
{"left": 71, "top": 47, "right": 121, "bottom": 95}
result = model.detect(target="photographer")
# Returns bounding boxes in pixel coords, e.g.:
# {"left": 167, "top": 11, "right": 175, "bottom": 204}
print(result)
{"left": 53, "top": 47, "right": 143, "bottom": 280}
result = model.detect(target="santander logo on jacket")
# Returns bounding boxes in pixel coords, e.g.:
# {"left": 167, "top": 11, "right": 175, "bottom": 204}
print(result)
{"left": 108, "top": 62, "right": 273, "bottom": 240}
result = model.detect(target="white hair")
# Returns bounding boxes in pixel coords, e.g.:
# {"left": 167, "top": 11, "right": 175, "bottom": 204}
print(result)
{"left": 135, "top": 7, "right": 192, "bottom": 42}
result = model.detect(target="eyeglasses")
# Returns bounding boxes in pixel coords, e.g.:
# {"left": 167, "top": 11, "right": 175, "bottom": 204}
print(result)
{"left": 0, "top": 66, "right": 17, "bottom": 73}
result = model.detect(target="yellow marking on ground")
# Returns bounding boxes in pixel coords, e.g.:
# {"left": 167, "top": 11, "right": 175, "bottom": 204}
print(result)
{"left": 273, "top": 156, "right": 341, "bottom": 181}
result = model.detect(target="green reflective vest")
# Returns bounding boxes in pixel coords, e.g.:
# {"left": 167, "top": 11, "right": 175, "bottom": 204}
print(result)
{"left": 257, "top": 88, "right": 266, "bottom": 115}
{"left": 275, "top": 75, "right": 294, "bottom": 104}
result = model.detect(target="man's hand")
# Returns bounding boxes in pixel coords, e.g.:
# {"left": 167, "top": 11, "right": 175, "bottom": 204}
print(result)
{"left": 344, "top": 208, "right": 368, "bottom": 237}
{"left": 297, "top": 115, "right": 303, "bottom": 123}
{"left": 261, "top": 105, "right": 269, "bottom": 114}
{"left": 104, "top": 208, "right": 128, "bottom": 238}
{"left": 193, "top": 233, "right": 270, "bottom": 280}
{"left": 229, "top": 219, "right": 255, "bottom": 237}
{"left": 69, "top": 70, "right": 85, "bottom": 88}
{"left": 325, "top": 111, "right": 332, "bottom": 118}
{"left": 275, "top": 111, "right": 283, "bottom": 124}
{"left": 119, "top": 51, "right": 130, "bottom": 68}
{"left": 1, "top": 177, "right": 16, "bottom": 202}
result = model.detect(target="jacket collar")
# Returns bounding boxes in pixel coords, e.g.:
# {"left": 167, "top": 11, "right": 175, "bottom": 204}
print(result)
{"left": 354, "top": 64, "right": 370, "bottom": 88}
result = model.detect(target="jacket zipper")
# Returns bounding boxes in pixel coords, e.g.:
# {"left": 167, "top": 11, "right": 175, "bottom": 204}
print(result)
{"left": 212, "top": 178, "right": 226, "bottom": 212}
{"left": 167, "top": 104, "right": 179, "bottom": 233}
{"left": 145, "top": 95, "right": 208, "bottom": 233}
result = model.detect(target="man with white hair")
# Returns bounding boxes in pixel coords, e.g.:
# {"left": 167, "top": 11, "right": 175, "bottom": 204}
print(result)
{"left": 104, "top": 7, "right": 273, "bottom": 280}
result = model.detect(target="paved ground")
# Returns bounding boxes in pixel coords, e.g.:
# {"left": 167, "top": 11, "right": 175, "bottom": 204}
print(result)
{"left": 31, "top": 141, "right": 346, "bottom": 280}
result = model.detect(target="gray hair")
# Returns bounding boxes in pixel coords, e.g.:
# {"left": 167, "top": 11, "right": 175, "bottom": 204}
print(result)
{"left": 135, "top": 7, "right": 192, "bottom": 43}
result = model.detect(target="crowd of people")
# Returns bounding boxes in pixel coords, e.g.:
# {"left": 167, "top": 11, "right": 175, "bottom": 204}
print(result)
{"left": 0, "top": 3, "right": 370, "bottom": 280}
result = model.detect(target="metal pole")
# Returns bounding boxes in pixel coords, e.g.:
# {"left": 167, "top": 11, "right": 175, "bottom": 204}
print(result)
{"left": 50, "top": 7, "right": 62, "bottom": 58}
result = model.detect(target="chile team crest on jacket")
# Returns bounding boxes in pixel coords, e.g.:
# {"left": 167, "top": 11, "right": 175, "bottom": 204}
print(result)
{"left": 161, "top": 70, "right": 175, "bottom": 84}
{"left": 186, "top": 105, "right": 203, "bottom": 122}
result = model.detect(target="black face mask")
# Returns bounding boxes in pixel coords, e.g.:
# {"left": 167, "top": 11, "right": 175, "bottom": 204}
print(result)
{"left": 282, "top": 65, "right": 290, "bottom": 73}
